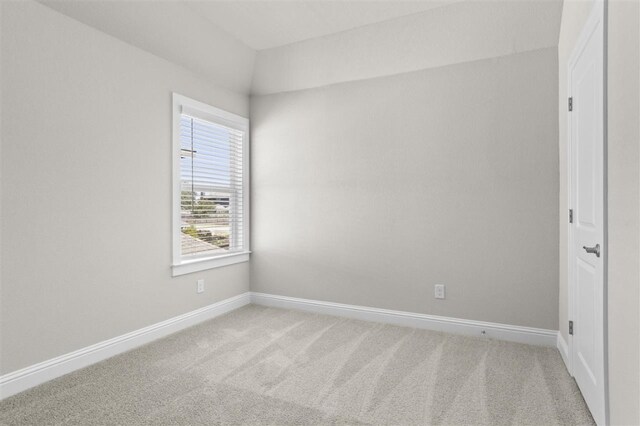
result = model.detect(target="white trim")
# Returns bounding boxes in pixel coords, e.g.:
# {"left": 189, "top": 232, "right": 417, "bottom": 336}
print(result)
{"left": 250, "top": 293, "right": 557, "bottom": 347}
{"left": 0, "top": 292, "right": 251, "bottom": 400}
{"left": 172, "top": 251, "right": 250, "bottom": 277}
{"left": 171, "top": 93, "right": 250, "bottom": 274}
{"left": 557, "top": 331, "right": 572, "bottom": 374}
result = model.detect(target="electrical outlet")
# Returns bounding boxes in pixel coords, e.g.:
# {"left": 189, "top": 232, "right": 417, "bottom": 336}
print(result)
{"left": 434, "top": 284, "right": 445, "bottom": 299}
{"left": 197, "top": 279, "right": 205, "bottom": 294}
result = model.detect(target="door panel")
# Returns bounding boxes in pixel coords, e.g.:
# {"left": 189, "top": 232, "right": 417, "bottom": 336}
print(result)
{"left": 576, "top": 258, "right": 596, "bottom": 381}
{"left": 569, "top": 3, "right": 605, "bottom": 425}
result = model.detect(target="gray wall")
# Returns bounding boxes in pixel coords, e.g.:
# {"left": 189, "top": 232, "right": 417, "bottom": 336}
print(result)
{"left": 0, "top": 1, "right": 250, "bottom": 374}
{"left": 251, "top": 48, "right": 560, "bottom": 330}
{"left": 607, "top": 0, "right": 640, "bottom": 423}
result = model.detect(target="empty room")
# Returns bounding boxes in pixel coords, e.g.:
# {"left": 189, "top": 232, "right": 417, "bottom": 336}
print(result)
{"left": 0, "top": 0, "right": 639, "bottom": 424}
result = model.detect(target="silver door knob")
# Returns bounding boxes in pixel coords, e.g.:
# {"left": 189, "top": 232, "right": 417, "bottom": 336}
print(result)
{"left": 583, "top": 244, "right": 600, "bottom": 257}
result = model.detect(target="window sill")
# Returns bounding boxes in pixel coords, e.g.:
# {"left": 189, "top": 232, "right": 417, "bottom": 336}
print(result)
{"left": 172, "top": 251, "right": 250, "bottom": 277}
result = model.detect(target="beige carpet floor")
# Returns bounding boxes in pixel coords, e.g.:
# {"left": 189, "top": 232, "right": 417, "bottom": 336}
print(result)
{"left": 0, "top": 304, "right": 594, "bottom": 425}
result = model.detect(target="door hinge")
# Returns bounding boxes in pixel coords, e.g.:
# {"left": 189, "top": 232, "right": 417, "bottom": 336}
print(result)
{"left": 569, "top": 209, "right": 573, "bottom": 223}
{"left": 569, "top": 321, "right": 574, "bottom": 335}
{"left": 568, "top": 97, "right": 573, "bottom": 112}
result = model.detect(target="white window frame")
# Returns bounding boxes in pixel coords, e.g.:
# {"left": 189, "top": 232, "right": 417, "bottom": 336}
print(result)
{"left": 171, "top": 93, "right": 250, "bottom": 276}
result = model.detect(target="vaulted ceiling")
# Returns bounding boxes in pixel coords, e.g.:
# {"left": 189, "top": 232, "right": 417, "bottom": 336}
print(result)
{"left": 186, "top": 1, "right": 461, "bottom": 50}
{"left": 39, "top": 0, "right": 562, "bottom": 95}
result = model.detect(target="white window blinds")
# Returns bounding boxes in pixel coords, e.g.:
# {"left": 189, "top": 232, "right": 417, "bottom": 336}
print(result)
{"left": 176, "top": 100, "right": 248, "bottom": 264}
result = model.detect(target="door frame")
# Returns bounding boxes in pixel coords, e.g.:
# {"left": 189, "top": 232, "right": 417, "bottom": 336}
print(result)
{"left": 566, "top": 0, "right": 609, "bottom": 424}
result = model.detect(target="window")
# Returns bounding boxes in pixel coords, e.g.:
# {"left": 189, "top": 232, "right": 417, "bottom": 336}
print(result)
{"left": 172, "top": 94, "right": 249, "bottom": 276}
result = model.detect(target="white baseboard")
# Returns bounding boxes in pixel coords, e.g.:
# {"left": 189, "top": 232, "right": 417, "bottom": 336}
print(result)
{"left": 0, "top": 292, "right": 251, "bottom": 400}
{"left": 557, "top": 331, "right": 572, "bottom": 375}
{"left": 250, "top": 292, "right": 558, "bottom": 347}
{"left": 1, "top": 291, "right": 561, "bottom": 400}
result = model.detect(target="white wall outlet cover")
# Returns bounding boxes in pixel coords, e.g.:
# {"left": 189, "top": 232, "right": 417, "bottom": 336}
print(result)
{"left": 197, "top": 279, "right": 205, "bottom": 294}
{"left": 435, "top": 284, "right": 445, "bottom": 299}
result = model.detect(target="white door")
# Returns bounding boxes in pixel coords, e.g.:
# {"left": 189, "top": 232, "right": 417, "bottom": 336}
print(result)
{"left": 568, "top": 2, "right": 606, "bottom": 425}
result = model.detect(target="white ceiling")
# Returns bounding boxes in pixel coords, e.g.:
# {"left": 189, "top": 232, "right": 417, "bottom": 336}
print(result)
{"left": 39, "top": 0, "right": 258, "bottom": 93}
{"left": 186, "top": 1, "right": 461, "bottom": 50}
